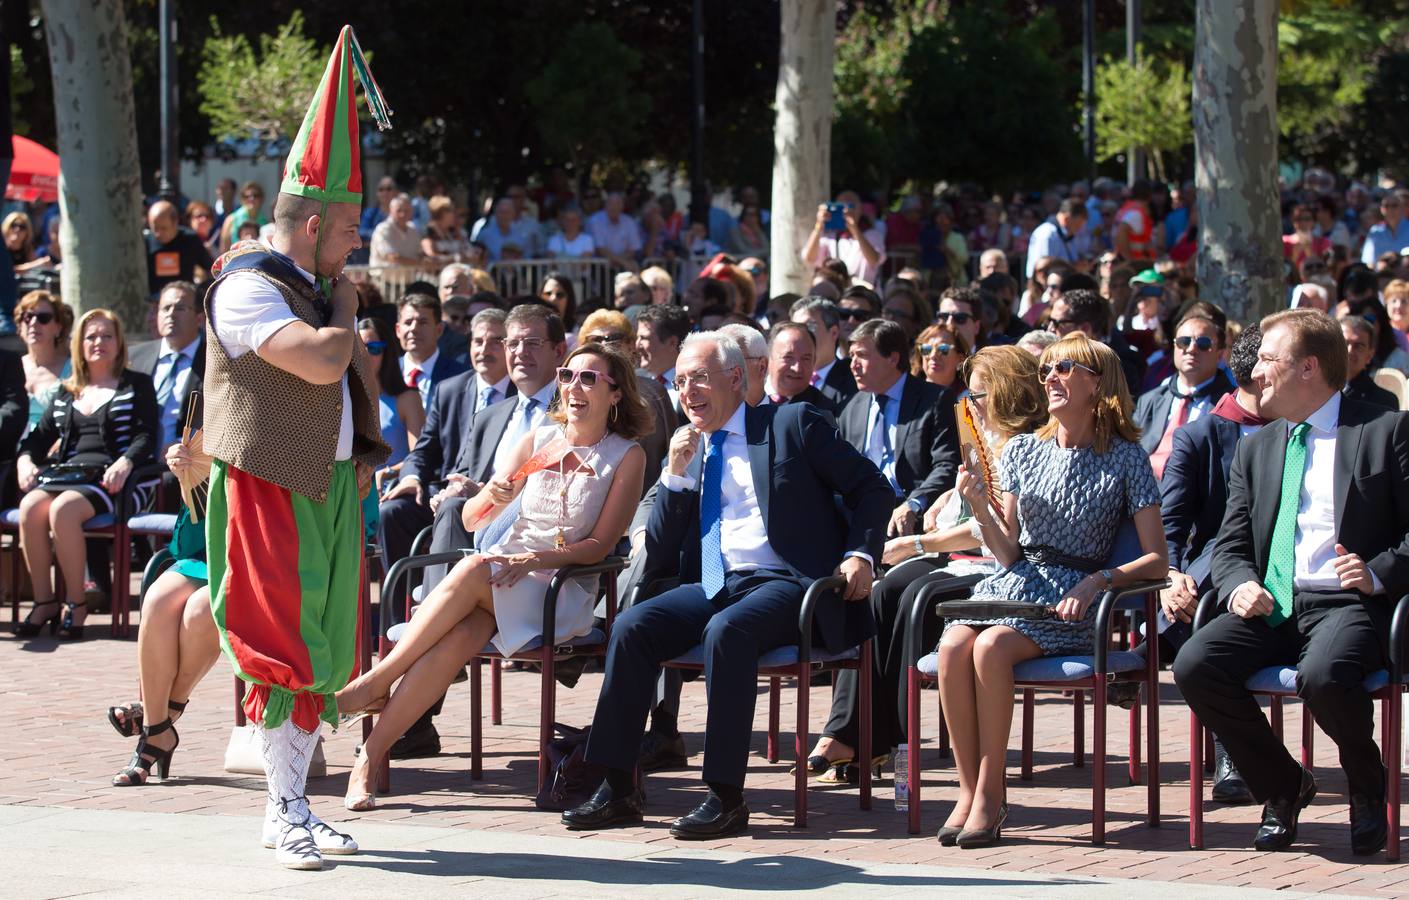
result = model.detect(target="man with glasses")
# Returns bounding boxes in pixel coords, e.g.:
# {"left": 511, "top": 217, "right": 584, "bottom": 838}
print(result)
{"left": 1360, "top": 189, "right": 1409, "bottom": 266}
{"left": 790, "top": 296, "right": 858, "bottom": 408}
{"left": 837, "top": 286, "right": 881, "bottom": 357}
{"left": 839, "top": 318, "right": 960, "bottom": 537}
{"left": 566, "top": 331, "right": 893, "bottom": 838}
{"left": 1340, "top": 315, "right": 1399, "bottom": 411}
{"left": 1136, "top": 309, "right": 1233, "bottom": 479}
{"left": 1045, "top": 288, "right": 1145, "bottom": 394}
{"left": 936, "top": 286, "right": 983, "bottom": 351}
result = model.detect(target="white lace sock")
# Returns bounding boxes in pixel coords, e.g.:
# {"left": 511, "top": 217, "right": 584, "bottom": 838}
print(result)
{"left": 259, "top": 719, "right": 319, "bottom": 826}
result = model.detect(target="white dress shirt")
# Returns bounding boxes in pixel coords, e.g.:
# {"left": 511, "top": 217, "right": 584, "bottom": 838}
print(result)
{"left": 473, "top": 373, "right": 512, "bottom": 413}
{"left": 1290, "top": 392, "right": 1383, "bottom": 593}
{"left": 491, "top": 379, "right": 558, "bottom": 477}
{"left": 401, "top": 347, "right": 440, "bottom": 407}
{"left": 153, "top": 335, "right": 201, "bottom": 449}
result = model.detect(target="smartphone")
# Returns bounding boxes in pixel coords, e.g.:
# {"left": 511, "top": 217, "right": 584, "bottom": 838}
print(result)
{"left": 826, "top": 202, "right": 850, "bottom": 232}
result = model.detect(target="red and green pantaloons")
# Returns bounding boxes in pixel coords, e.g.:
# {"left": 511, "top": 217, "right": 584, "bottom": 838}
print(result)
{"left": 208, "top": 459, "right": 364, "bottom": 732}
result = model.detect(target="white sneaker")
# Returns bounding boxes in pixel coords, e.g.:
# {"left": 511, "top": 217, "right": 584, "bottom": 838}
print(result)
{"left": 262, "top": 809, "right": 359, "bottom": 855}
{"left": 274, "top": 822, "right": 323, "bottom": 871}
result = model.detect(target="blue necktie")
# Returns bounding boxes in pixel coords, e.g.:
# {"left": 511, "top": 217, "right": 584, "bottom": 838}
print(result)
{"left": 514, "top": 397, "right": 539, "bottom": 441}
{"left": 875, "top": 394, "right": 900, "bottom": 494}
{"left": 478, "top": 384, "right": 495, "bottom": 412}
{"left": 156, "top": 352, "right": 185, "bottom": 407}
{"left": 699, "top": 430, "right": 729, "bottom": 599}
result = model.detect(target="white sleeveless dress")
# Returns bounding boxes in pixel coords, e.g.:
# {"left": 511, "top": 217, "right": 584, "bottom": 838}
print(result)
{"left": 484, "top": 425, "right": 635, "bottom": 656}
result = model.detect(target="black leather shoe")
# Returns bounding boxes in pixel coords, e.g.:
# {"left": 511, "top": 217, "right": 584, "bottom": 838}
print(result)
{"left": 1211, "top": 747, "right": 1255, "bottom": 805}
{"left": 1350, "top": 792, "right": 1388, "bottom": 856}
{"left": 390, "top": 723, "right": 441, "bottom": 760}
{"left": 670, "top": 794, "right": 749, "bottom": 840}
{"left": 638, "top": 731, "right": 689, "bottom": 772}
{"left": 562, "top": 783, "right": 645, "bottom": 830}
{"left": 1253, "top": 767, "right": 1317, "bottom": 851}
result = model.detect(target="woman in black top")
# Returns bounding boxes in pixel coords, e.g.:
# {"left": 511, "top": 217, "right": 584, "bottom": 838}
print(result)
{"left": 15, "top": 309, "right": 159, "bottom": 640}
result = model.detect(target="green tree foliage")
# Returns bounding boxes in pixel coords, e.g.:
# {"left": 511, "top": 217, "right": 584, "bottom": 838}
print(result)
{"left": 1093, "top": 54, "right": 1192, "bottom": 182}
{"left": 523, "top": 23, "right": 650, "bottom": 176}
{"left": 894, "top": 5, "right": 1080, "bottom": 193}
{"left": 196, "top": 11, "right": 329, "bottom": 151}
{"left": 1345, "top": 51, "right": 1409, "bottom": 181}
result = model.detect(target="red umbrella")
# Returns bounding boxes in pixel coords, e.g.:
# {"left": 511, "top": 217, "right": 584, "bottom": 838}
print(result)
{"left": 7, "top": 136, "right": 59, "bottom": 204}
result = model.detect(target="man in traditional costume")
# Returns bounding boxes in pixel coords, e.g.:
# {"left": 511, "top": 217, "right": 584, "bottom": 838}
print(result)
{"left": 204, "top": 26, "right": 392, "bottom": 870}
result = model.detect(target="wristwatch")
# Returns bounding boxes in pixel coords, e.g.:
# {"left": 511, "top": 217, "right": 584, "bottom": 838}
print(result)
{"left": 913, "top": 536, "right": 925, "bottom": 556}
{"left": 1099, "top": 568, "right": 1115, "bottom": 588}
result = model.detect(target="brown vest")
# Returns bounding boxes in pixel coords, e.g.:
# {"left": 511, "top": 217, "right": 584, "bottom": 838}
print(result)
{"left": 203, "top": 265, "right": 389, "bottom": 501}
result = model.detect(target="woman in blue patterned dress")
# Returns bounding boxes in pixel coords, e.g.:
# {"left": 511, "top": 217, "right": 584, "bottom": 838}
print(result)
{"left": 937, "top": 334, "right": 1167, "bottom": 847}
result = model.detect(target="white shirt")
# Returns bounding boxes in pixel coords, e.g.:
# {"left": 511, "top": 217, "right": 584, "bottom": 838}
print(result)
{"left": 152, "top": 335, "right": 201, "bottom": 449}
{"left": 215, "top": 264, "right": 353, "bottom": 460}
{"left": 660, "top": 403, "right": 874, "bottom": 573}
{"left": 815, "top": 228, "right": 886, "bottom": 287}
{"left": 1025, "top": 220, "right": 1079, "bottom": 278}
{"left": 1289, "top": 392, "right": 1383, "bottom": 593}
{"left": 491, "top": 380, "right": 557, "bottom": 477}
{"left": 401, "top": 347, "right": 440, "bottom": 407}
{"left": 1161, "top": 372, "right": 1222, "bottom": 431}
{"left": 547, "top": 231, "right": 596, "bottom": 258}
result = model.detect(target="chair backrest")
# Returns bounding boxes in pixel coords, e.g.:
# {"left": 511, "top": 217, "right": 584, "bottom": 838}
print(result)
{"left": 1105, "top": 518, "right": 1142, "bottom": 568}
{"left": 1373, "top": 367, "right": 1409, "bottom": 411}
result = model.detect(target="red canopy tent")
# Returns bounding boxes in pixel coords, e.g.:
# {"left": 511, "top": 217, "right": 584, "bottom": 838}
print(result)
{"left": 6, "top": 136, "right": 59, "bottom": 204}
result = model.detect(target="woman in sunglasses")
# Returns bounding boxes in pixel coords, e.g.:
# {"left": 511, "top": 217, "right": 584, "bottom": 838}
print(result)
{"left": 909, "top": 324, "right": 969, "bottom": 392}
{"left": 358, "top": 317, "right": 425, "bottom": 475}
{"left": 805, "top": 346, "right": 1045, "bottom": 785}
{"left": 16, "top": 290, "right": 74, "bottom": 437}
{"left": 934, "top": 334, "right": 1165, "bottom": 846}
{"left": 335, "top": 344, "right": 649, "bottom": 809}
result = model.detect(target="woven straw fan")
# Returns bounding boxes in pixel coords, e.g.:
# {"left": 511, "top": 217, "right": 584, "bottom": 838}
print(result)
{"left": 176, "top": 399, "right": 212, "bottom": 522}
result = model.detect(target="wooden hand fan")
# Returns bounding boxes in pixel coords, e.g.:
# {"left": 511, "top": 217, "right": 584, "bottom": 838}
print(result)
{"left": 955, "top": 396, "right": 1000, "bottom": 516}
{"left": 175, "top": 399, "right": 212, "bottom": 522}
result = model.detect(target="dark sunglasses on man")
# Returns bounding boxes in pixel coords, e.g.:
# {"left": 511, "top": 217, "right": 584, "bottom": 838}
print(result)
{"left": 839, "top": 308, "right": 873, "bottom": 323}
{"left": 1174, "top": 335, "right": 1215, "bottom": 352}
{"left": 935, "top": 311, "right": 972, "bottom": 325}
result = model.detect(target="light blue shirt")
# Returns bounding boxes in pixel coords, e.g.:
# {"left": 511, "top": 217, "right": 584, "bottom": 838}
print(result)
{"left": 1361, "top": 217, "right": 1409, "bottom": 265}
{"left": 864, "top": 373, "right": 907, "bottom": 494}
{"left": 153, "top": 336, "right": 201, "bottom": 449}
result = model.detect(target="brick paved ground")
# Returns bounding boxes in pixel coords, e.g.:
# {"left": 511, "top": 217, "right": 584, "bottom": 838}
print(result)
{"left": 3, "top": 608, "right": 1408, "bottom": 897}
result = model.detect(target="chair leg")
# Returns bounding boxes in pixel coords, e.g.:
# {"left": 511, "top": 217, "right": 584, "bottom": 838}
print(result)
{"left": 907, "top": 666, "right": 922, "bottom": 835}
{"left": 1093, "top": 678, "right": 1107, "bottom": 845}
{"left": 794, "top": 667, "right": 809, "bottom": 828}
{"left": 1146, "top": 657, "right": 1160, "bottom": 827}
{"left": 470, "top": 659, "right": 483, "bottom": 781}
{"left": 1270, "top": 695, "right": 1284, "bottom": 742}
{"left": 1189, "top": 712, "right": 1204, "bottom": 849}
{"left": 1387, "top": 692, "right": 1401, "bottom": 862}
{"left": 858, "top": 645, "right": 873, "bottom": 811}
{"left": 1020, "top": 688, "right": 1035, "bottom": 780}
{"left": 1073, "top": 690, "right": 1085, "bottom": 768}
{"left": 1301, "top": 703, "right": 1315, "bottom": 771}
{"left": 539, "top": 647, "right": 555, "bottom": 793}
{"left": 937, "top": 682, "right": 950, "bottom": 759}
{"left": 491, "top": 658, "right": 503, "bottom": 726}
{"left": 767, "top": 677, "right": 781, "bottom": 763}
{"left": 234, "top": 677, "right": 246, "bottom": 727}
{"left": 1128, "top": 688, "right": 1142, "bottom": 786}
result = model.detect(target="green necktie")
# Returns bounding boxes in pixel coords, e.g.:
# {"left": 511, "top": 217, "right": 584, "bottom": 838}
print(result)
{"left": 1265, "top": 422, "right": 1311, "bottom": 626}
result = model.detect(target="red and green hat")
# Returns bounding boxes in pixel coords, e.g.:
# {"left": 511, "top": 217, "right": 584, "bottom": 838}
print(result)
{"left": 281, "top": 25, "right": 392, "bottom": 207}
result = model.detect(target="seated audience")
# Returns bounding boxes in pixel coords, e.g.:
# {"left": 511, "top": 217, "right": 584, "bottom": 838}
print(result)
{"left": 539, "top": 273, "right": 579, "bottom": 341}
{"left": 547, "top": 206, "right": 596, "bottom": 259}
{"left": 1340, "top": 315, "right": 1399, "bottom": 411}
{"left": 1045, "top": 288, "right": 1145, "bottom": 397}
{"left": 936, "top": 334, "right": 1165, "bottom": 846}
{"left": 641, "top": 266, "right": 675, "bottom": 306}
{"left": 1135, "top": 308, "right": 1234, "bottom": 479}
{"left": 395, "top": 293, "right": 469, "bottom": 408}
{"left": 358, "top": 317, "right": 425, "bottom": 471}
{"left": 765, "top": 321, "right": 839, "bottom": 417}
{"left": 790, "top": 296, "right": 858, "bottom": 408}
{"left": 563, "top": 331, "right": 892, "bottom": 838}
{"left": 128, "top": 281, "right": 205, "bottom": 454}
{"left": 336, "top": 344, "right": 649, "bottom": 809}
{"left": 936, "top": 287, "right": 984, "bottom": 353}
{"left": 145, "top": 201, "right": 213, "bottom": 298}
{"left": 17, "top": 290, "right": 73, "bottom": 437}
{"left": 421, "top": 195, "right": 470, "bottom": 264}
{"left": 808, "top": 346, "right": 1046, "bottom": 782}
{"left": 717, "top": 322, "right": 769, "bottom": 408}
{"left": 15, "top": 310, "right": 159, "bottom": 640}
{"left": 635, "top": 304, "right": 691, "bottom": 405}
{"left": 911, "top": 323, "right": 968, "bottom": 392}
{"left": 839, "top": 318, "right": 961, "bottom": 537}
{"left": 1173, "top": 308, "right": 1409, "bottom": 857}
{"left": 370, "top": 194, "right": 424, "bottom": 267}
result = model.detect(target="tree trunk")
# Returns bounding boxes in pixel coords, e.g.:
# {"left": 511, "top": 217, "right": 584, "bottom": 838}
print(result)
{"left": 42, "top": 0, "right": 148, "bottom": 328}
{"left": 1193, "top": 0, "right": 1282, "bottom": 324}
{"left": 769, "top": 0, "right": 833, "bottom": 297}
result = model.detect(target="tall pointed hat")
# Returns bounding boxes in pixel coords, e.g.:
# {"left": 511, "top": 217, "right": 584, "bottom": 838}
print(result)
{"left": 280, "top": 25, "right": 392, "bottom": 206}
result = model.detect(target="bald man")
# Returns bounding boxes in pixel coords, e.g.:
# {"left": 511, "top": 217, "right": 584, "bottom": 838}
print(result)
{"left": 145, "top": 200, "right": 213, "bottom": 299}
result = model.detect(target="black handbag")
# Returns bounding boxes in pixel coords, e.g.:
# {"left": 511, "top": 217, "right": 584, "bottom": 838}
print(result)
{"left": 534, "top": 723, "right": 604, "bottom": 812}
{"left": 36, "top": 462, "right": 106, "bottom": 487}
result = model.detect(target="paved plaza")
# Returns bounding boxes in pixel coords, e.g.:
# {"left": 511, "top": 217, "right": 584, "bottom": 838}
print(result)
{"left": 3, "top": 609, "right": 1408, "bottom": 897}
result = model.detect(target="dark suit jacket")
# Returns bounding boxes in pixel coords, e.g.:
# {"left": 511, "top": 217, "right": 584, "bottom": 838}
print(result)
{"left": 1212, "top": 397, "right": 1409, "bottom": 605}
{"left": 421, "top": 352, "right": 471, "bottom": 408}
{"left": 1133, "top": 371, "right": 1235, "bottom": 455}
{"left": 400, "top": 370, "right": 502, "bottom": 489}
{"left": 450, "top": 392, "right": 521, "bottom": 483}
{"left": 0, "top": 349, "right": 26, "bottom": 462}
{"left": 815, "top": 359, "right": 859, "bottom": 410}
{"left": 837, "top": 375, "right": 960, "bottom": 511}
{"left": 1161, "top": 411, "right": 1250, "bottom": 575}
{"left": 782, "top": 384, "right": 840, "bottom": 419}
{"left": 634, "top": 368, "right": 677, "bottom": 492}
{"left": 128, "top": 337, "right": 206, "bottom": 435}
{"left": 1344, "top": 371, "right": 1399, "bottom": 412}
{"left": 643, "top": 402, "right": 894, "bottom": 653}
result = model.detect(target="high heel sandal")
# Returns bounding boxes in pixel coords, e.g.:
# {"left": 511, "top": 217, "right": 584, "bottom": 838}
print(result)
{"left": 936, "top": 824, "right": 964, "bottom": 846}
{"left": 818, "top": 754, "right": 890, "bottom": 785}
{"left": 57, "top": 601, "right": 87, "bottom": 641}
{"left": 107, "top": 698, "right": 187, "bottom": 738}
{"left": 343, "top": 752, "right": 378, "bottom": 811}
{"left": 112, "top": 717, "right": 180, "bottom": 786}
{"left": 14, "top": 600, "right": 61, "bottom": 637}
{"left": 955, "top": 801, "right": 1009, "bottom": 849}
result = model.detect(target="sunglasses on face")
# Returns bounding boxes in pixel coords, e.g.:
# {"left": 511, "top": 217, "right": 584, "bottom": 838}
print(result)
{"left": 583, "top": 333, "right": 627, "bottom": 345}
{"left": 1039, "top": 358, "right": 1100, "bottom": 380}
{"left": 1174, "top": 335, "right": 1216, "bottom": 352}
{"left": 556, "top": 367, "right": 617, "bottom": 389}
{"left": 1301, "top": 262, "right": 1327, "bottom": 273}
{"left": 839, "top": 308, "right": 873, "bottom": 322}
{"left": 935, "top": 311, "right": 972, "bottom": 325}
{"left": 1047, "top": 318, "right": 1079, "bottom": 332}
{"left": 919, "top": 342, "right": 955, "bottom": 357}
{"left": 365, "top": 340, "right": 387, "bottom": 355}
{"left": 20, "top": 311, "right": 54, "bottom": 325}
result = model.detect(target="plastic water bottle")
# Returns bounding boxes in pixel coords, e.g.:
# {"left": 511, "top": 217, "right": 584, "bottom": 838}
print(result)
{"left": 893, "top": 745, "right": 909, "bottom": 811}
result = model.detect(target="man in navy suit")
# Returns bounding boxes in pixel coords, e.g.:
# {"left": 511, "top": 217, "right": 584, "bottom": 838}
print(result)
{"left": 565, "top": 332, "right": 893, "bottom": 838}
{"left": 790, "top": 297, "right": 859, "bottom": 409}
{"left": 395, "top": 292, "right": 469, "bottom": 410}
{"left": 1159, "top": 323, "right": 1266, "bottom": 804}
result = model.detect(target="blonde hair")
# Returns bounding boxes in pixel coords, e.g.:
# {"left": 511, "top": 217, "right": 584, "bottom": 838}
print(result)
{"left": 1384, "top": 278, "right": 1409, "bottom": 305}
{"left": 468, "top": 267, "right": 496, "bottom": 293}
{"left": 579, "top": 309, "right": 631, "bottom": 340}
{"left": 641, "top": 265, "right": 674, "bottom": 294}
{"left": 65, "top": 309, "right": 128, "bottom": 393}
{"left": 428, "top": 194, "right": 454, "bottom": 219}
{"left": 962, "top": 345, "right": 1047, "bottom": 452}
{"left": 1034, "top": 334, "right": 1139, "bottom": 454}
